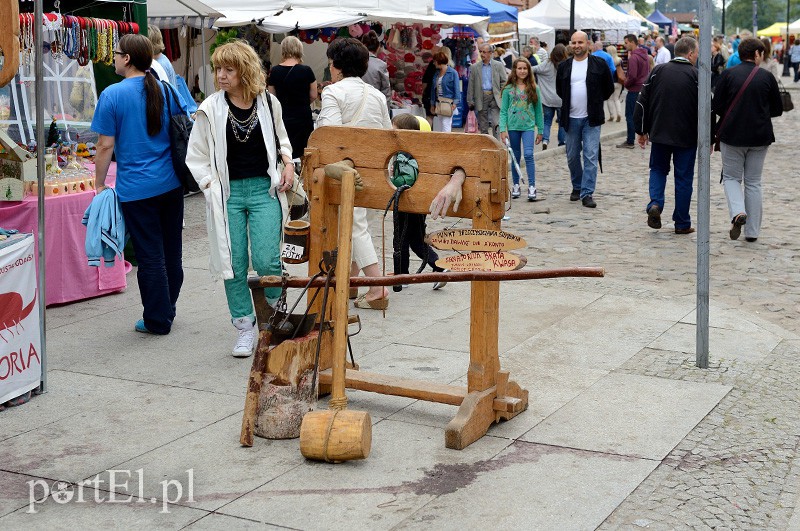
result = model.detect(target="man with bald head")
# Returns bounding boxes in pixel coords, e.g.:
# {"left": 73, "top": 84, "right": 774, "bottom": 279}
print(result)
{"left": 555, "top": 30, "right": 614, "bottom": 208}
{"left": 467, "top": 43, "right": 508, "bottom": 137}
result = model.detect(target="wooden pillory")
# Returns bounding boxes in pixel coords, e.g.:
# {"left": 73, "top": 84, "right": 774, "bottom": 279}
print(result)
{"left": 245, "top": 126, "right": 604, "bottom": 453}
{"left": 305, "top": 126, "right": 526, "bottom": 450}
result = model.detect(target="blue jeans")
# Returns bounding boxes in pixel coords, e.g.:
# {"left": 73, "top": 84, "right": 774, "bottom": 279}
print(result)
{"left": 625, "top": 90, "right": 639, "bottom": 144}
{"left": 507, "top": 130, "right": 536, "bottom": 187}
{"left": 224, "top": 177, "right": 283, "bottom": 321}
{"left": 542, "top": 105, "right": 565, "bottom": 146}
{"left": 647, "top": 143, "right": 697, "bottom": 230}
{"left": 565, "top": 117, "right": 601, "bottom": 198}
{"left": 120, "top": 186, "right": 184, "bottom": 334}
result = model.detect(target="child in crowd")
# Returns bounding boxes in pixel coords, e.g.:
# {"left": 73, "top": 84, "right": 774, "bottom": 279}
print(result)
{"left": 389, "top": 114, "right": 448, "bottom": 290}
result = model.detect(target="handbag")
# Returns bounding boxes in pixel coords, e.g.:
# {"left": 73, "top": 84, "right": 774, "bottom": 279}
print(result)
{"left": 435, "top": 96, "right": 455, "bottom": 117}
{"left": 162, "top": 81, "right": 199, "bottom": 193}
{"left": 465, "top": 110, "right": 478, "bottom": 133}
{"left": 778, "top": 79, "right": 794, "bottom": 112}
{"left": 264, "top": 92, "right": 308, "bottom": 219}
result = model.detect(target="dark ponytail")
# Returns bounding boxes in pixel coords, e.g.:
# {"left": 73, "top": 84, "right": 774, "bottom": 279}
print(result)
{"left": 119, "top": 34, "right": 163, "bottom": 136}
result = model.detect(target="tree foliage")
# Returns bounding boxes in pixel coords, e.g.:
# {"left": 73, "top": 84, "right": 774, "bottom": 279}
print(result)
{"left": 723, "top": 0, "right": 800, "bottom": 34}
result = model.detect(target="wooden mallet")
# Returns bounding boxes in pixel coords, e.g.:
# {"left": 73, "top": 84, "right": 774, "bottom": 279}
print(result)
{"left": 299, "top": 169, "right": 372, "bottom": 462}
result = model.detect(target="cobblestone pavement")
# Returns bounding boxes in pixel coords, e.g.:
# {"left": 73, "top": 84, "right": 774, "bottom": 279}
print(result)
{"left": 468, "top": 92, "right": 800, "bottom": 529}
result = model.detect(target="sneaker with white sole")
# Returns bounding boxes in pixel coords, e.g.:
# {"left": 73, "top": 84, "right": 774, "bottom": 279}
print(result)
{"left": 232, "top": 317, "right": 256, "bottom": 357}
{"left": 432, "top": 269, "right": 449, "bottom": 290}
{"left": 511, "top": 184, "right": 521, "bottom": 198}
{"left": 527, "top": 185, "right": 537, "bottom": 201}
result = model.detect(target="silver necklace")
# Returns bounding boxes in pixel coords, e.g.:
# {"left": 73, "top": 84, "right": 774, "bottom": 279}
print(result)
{"left": 227, "top": 103, "right": 259, "bottom": 143}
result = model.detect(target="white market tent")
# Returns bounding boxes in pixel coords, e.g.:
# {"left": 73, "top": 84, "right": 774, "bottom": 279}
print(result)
{"left": 520, "top": 0, "right": 639, "bottom": 40}
{"left": 98, "top": 0, "right": 225, "bottom": 28}
{"left": 517, "top": 16, "right": 556, "bottom": 48}
{"left": 790, "top": 18, "right": 800, "bottom": 32}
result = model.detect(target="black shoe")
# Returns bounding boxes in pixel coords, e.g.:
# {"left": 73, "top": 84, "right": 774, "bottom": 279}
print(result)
{"left": 582, "top": 195, "right": 596, "bottom": 208}
{"left": 542, "top": 141, "right": 548, "bottom": 150}
{"left": 570, "top": 189, "right": 581, "bottom": 201}
{"left": 647, "top": 205, "right": 661, "bottom": 229}
{"left": 616, "top": 142, "right": 635, "bottom": 149}
{"left": 745, "top": 237, "right": 758, "bottom": 242}
{"left": 729, "top": 213, "right": 747, "bottom": 240}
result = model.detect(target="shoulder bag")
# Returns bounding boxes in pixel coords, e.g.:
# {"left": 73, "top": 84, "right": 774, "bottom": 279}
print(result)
{"left": 162, "top": 81, "right": 199, "bottom": 193}
{"left": 264, "top": 92, "right": 308, "bottom": 219}
{"left": 778, "top": 79, "right": 794, "bottom": 112}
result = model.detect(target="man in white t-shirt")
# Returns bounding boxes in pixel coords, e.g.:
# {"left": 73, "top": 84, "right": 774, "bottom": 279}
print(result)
{"left": 555, "top": 31, "right": 614, "bottom": 208}
{"left": 655, "top": 37, "right": 672, "bottom": 65}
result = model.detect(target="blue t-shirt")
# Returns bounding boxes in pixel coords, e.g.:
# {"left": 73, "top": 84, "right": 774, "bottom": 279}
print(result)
{"left": 155, "top": 55, "right": 178, "bottom": 86}
{"left": 92, "top": 77, "right": 185, "bottom": 202}
{"left": 592, "top": 50, "right": 616, "bottom": 77}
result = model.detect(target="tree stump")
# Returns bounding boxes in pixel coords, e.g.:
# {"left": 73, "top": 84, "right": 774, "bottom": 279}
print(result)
{"left": 255, "top": 331, "right": 319, "bottom": 439}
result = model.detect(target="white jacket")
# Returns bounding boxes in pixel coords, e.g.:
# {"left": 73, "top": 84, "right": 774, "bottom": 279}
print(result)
{"left": 186, "top": 90, "right": 292, "bottom": 280}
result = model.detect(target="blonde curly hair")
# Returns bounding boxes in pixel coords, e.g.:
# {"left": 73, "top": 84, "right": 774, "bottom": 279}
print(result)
{"left": 211, "top": 40, "right": 266, "bottom": 101}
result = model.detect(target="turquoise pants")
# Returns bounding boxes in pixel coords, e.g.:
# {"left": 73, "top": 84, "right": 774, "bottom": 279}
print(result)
{"left": 224, "top": 177, "right": 283, "bottom": 321}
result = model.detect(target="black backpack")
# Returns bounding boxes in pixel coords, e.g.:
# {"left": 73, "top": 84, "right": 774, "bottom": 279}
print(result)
{"left": 162, "top": 81, "right": 199, "bottom": 194}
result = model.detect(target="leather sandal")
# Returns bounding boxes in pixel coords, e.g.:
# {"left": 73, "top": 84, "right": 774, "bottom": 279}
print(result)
{"left": 353, "top": 294, "right": 389, "bottom": 310}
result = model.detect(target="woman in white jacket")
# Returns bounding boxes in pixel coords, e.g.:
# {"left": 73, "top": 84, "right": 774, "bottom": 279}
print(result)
{"left": 317, "top": 37, "right": 391, "bottom": 310}
{"left": 186, "top": 40, "right": 294, "bottom": 357}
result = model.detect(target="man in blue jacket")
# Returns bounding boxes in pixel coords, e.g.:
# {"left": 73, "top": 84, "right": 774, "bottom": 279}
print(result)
{"left": 634, "top": 36, "right": 699, "bottom": 235}
{"left": 556, "top": 30, "right": 614, "bottom": 208}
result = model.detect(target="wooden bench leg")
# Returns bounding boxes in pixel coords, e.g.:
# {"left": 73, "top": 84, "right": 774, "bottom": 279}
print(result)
{"left": 445, "top": 388, "right": 495, "bottom": 450}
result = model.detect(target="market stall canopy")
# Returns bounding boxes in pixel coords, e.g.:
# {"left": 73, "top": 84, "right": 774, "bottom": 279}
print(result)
{"left": 435, "top": 0, "right": 517, "bottom": 23}
{"left": 213, "top": 2, "right": 489, "bottom": 33}
{"left": 519, "top": 0, "right": 639, "bottom": 32}
{"left": 627, "top": 8, "right": 659, "bottom": 30}
{"left": 757, "top": 22, "right": 789, "bottom": 37}
{"left": 517, "top": 14, "right": 555, "bottom": 39}
{"left": 646, "top": 9, "right": 673, "bottom": 27}
{"left": 790, "top": 18, "right": 800, "bottom": 32}
{"left": 97, "top": 0, "right": 224, "bottom": 28}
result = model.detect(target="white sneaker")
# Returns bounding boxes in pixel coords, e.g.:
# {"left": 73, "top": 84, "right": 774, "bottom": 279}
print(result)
{"left": 511, "top": 184, "right": 521, "bottom": 198}
{"left": 527, "top": 186, "right": 537, "bottom": 202}
{"left": 433, "top": 269, "right": 449, "bottom": 290}
{"left": 232, "top": 317, "right": 256, "bottom": 358}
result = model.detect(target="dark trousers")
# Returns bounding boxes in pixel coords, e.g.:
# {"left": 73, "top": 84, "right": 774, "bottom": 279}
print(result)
{"left": 394, "top": 212, "right": 442, "bottom": 274}
{"left": 647, "top": 143, "right": 696, "bottom": 230}
{"left": 120, "top": 186, "right": 184, "bottom": 334}
{"left": 625, "top": 90, "right": 639, "bottom": 144}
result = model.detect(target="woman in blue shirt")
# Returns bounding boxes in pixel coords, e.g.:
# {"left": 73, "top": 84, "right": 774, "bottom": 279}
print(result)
{"left": 429, "top": 51, "right": 461, "bottom": 132}
{"left": 92, "top": 34, "right": 187, "bottom": 335}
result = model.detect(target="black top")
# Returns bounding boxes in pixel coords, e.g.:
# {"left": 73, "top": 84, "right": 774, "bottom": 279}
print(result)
{"left": 712, "top": 62, "right": 783, "bottom": 147}
{"left": 225, "top": 93, "right": 270, "bottom": 180}
{"left": 268, "top": 64, "right": 316, "bottom": 159}
{"left": 634, "top": 59, "right": 698, "bottom": 148}
{"left": 555, "top": 55, "right": 615, "bottom": 131}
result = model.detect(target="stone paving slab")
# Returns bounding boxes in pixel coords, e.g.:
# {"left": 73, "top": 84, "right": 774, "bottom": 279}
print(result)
{"left": 0, "top": 486, "right": 208, "bottom": 529}
{"left": 521, "top": 373, "right": 731, "bottom": 460}
{"left": 395, "top": 440, "right": 658, "bottom": 530}
{"left": 0, "top": 370, "right": 156, "bottom": 442}
{"left": 651, "top": 321, "right": 782, "bottom": 362}
{"left": 2, "top": 385, "right": 241, "bottom": 483}
{"left": 217, "top": 419, "right": 511, "bottom": 529}
{"left": 0, "top": 471, "right": 51, "bottom": 518}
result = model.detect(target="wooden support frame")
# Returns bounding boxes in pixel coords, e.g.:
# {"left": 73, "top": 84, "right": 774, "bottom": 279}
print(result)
{"left": 302, "top": 126, "right": 527, "bottom": 450}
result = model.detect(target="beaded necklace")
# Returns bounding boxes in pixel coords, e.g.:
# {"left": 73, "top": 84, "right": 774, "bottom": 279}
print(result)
{"left": 227, "top": 101, "right": 259, "bottom": 143}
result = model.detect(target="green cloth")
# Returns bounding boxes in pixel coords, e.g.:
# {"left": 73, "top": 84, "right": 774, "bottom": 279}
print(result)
{"left": 499, "top": 85, "right": 544, "bottom": 134}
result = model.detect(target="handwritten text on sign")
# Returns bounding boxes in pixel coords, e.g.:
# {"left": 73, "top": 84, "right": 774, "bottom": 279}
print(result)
{"left": 435, "top": 251, "right": 527, "bottom": 272}
{"left": 428, "top": 229, "right": 526, "bottom": 252}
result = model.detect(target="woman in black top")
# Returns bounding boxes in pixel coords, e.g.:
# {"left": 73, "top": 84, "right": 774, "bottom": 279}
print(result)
{"left": 268, "top": 36, "right": 317, "bottom": 160}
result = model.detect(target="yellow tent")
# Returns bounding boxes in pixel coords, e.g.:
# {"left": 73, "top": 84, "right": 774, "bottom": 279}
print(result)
{"left": 757, "top": 22, "right": 788, "bottom": 37}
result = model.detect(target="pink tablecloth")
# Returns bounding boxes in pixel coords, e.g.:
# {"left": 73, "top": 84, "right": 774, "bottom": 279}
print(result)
{"left": 0, "top": 166, "right": 129, "bottom": 306}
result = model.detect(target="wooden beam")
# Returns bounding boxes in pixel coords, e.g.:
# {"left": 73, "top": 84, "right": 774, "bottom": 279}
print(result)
{"left": 317, "top": 369, "right": 467, "bottom": 405}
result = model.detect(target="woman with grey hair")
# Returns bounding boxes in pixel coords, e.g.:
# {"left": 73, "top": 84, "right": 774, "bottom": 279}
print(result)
{"left": 269, "top": 35, "right": 317, "bottom": 159}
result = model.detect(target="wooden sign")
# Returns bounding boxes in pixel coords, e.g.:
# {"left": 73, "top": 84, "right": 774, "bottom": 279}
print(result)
{"left": 436, "top": 251, "right": 527, "bottom": 272}
{"left": 428, "top": 229, "right": 527, "bottom": 252}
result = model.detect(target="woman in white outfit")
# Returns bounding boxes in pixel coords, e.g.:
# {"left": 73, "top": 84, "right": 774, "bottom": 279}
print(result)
{"left": 605, "top": 45, "right": 623, "bottom": 122}
{"left": 317, "top": 37, "right": 391, "bottom": 310}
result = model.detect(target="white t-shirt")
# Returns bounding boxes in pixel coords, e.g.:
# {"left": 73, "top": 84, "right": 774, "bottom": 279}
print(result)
{"left": 569, "top": 58, "right": 589, "bottom": 118}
